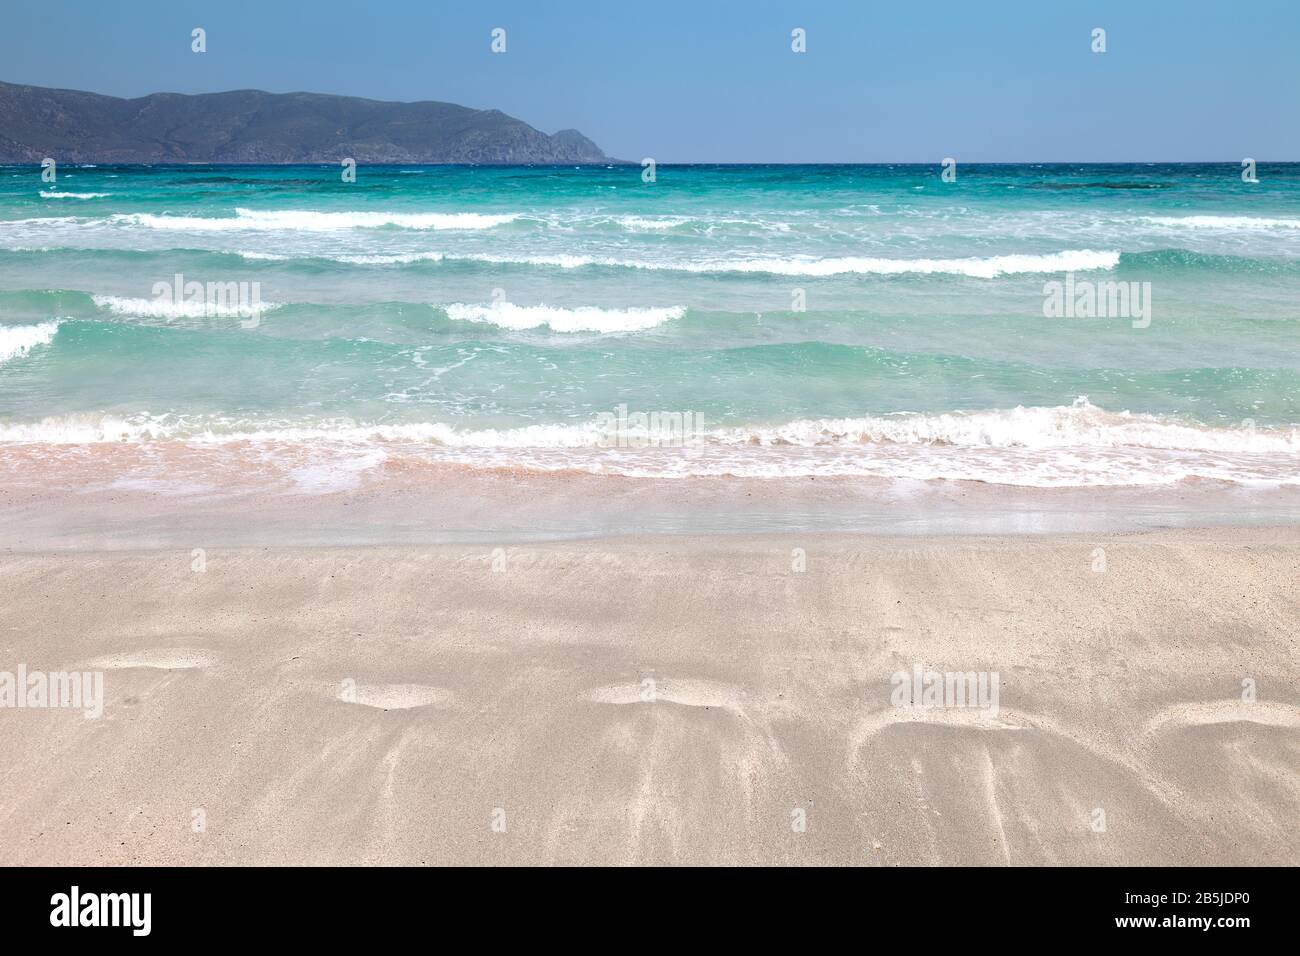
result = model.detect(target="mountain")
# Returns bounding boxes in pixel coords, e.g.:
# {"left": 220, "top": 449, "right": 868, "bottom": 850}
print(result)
{"left": 0, "top": 80, "right": 612, "bottom": 164}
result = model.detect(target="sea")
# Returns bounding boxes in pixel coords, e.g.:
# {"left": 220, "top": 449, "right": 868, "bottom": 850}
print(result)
{"left": 2, "top": 162, "right": 1298, "bottom": 541}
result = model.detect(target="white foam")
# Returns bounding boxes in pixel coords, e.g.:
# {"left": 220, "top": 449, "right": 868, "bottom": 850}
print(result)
{"left": 236, "top": 249, "right": 443, "bottom": 265}
{"left": 0, "top": 216, "right": 80, "bottom": 227}
{"left": 1141, "top": 215, "right": 1300, "bottom": 230}
{"left": 3, "top": 400, "right": 1295, "bottom": 459}
{"left": 0, "top": 413, "right": 158, "bottom": 442}
{"left": 696, "top": 249, "right": 1120, "bottom": 278}
{"left": 109, "top": 209, "right": 520, "bottom": 232}
{"left": 0, "top": 414, "right": 602, "bottom": 448}
{"left": 611, "top": 215, "right": 691, "bottom": 231}
{"left": 92, "top": 294, "right": 280, "bottom": 319}
{"left": 333, "top": 252, "right": 445, "bottom": 265}
{"left": 443, "top": 248, "right": 1120, "bottom": 277}
{"left": 0, "top": 321, "right": 60, "bottom": 364}
{"left": 708, "top": 399, "right": 1300, "bottom": 454}
{"left": 39, "top": 191, "right": 109, "bottom": 199}
{"left": 6, "top": 415, "right": 1294, "bottom": 485}
{"left": 444, "top": 302, "right": 684, "bottom": 333}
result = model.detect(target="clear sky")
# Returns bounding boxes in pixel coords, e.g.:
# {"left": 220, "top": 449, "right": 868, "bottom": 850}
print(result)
{"left": 3, "top": 0, "right": 1296, "bottom": 162}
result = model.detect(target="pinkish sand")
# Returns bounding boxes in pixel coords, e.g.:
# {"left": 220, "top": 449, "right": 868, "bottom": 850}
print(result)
{"left": 5, "top": 442, "right": 1300, "bottom": 551}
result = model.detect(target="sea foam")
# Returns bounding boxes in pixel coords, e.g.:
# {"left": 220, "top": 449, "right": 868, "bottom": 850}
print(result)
{"left": 0, "top": 321, "right": 60, "bottom": 364}
{"left": 108, "top": 209, "right": 520, "bottom": 231}
{"left": 92, "top": 295, "right": 280, "bottom": 319}
{"left": 438, "top": 248, "right": 1120, "bottom": 277}
{"left": 444, "top": 302, "right": 684, "bottom": 333}
{"left": 3, "top": 400, "right": 1293, "bottom": 456}
{"left": 1141, "top": 215, "right": 1300, "bottom": 230}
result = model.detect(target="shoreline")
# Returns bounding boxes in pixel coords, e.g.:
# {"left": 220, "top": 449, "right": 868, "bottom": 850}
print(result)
{"left": 6, "top": 521, "right": 1300, "bottom": 552}
{"left": 2, "top": 526, "right": 1296, "bottom": 865}
{"left": 5, "top": 448, "right": 1300, "bottom": 550}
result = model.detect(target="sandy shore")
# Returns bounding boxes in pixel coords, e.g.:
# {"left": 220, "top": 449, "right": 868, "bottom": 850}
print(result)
{"left": 1, "top": 527, "right": 1297, "bottom": 865}
{"left": 8, "top": 445, "right": 1300, "bottom": 551}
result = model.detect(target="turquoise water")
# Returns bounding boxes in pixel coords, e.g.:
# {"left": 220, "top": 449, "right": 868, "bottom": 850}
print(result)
{"left": 1, "top": 163, "right": 1298, "bottom": 486}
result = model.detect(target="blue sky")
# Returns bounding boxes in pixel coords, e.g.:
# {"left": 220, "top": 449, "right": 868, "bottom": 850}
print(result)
{"left": 3, "top": 0, "right": 1296, "bottom": 162}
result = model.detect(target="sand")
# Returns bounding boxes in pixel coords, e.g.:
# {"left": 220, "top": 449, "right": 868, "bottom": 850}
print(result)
{"left": 0, "top": 527, "right": 1297, "bottom": 865}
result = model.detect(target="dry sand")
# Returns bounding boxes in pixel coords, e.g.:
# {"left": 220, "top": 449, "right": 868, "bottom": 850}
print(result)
{"left": 0, "top": 527, "right": 1297, "bottom": 865}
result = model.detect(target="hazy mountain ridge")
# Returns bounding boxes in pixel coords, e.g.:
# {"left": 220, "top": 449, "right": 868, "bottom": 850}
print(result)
{"left": 0, "top": 81, "right": 611, "bottom": 164}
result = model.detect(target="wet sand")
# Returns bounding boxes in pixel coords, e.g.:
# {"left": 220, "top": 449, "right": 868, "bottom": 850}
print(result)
{"left": 1, "top": 527, "right": 1297, "bottom": 865}
{"left": 6, "top": 443, "right": 1300, "bottom": 551}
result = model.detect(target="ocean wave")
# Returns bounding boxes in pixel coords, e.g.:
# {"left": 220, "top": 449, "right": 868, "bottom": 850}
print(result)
{"left": 439, "top": 248, "right": 1120, "bottom": 277}
{"left": 0, "top": 321, "right": 60, "bottom": 364}
{"left": 39, "top": 191, "right": 110, "bottom": 199}
{"left": 91, "top": 294, "right": 281, "bottom": 319}
{"left": 707, "top": 399, "right": 1300, "bottom": 454}
{"left": 443, "top": 302, "right": 684, "bottom": 333}
{"left": 1141, "top": 215, "right": 1300, "bottom": 230}
{"left": 234, "top": 249, "right": 446, "bottom": 265}
{"left": 88, "top": 209, "right": 518, "bottom": 232}
{"left": 429, "top": 211, "right": 798, "bottom": 234}
{"left": 0, "top": 216, "right": 80, "bottom": 227}
{"left": 609, "top": 215, "right": 692, "bottom": 231}
{"left": 331, "top": 252, "right": 446, "bottom": 265}
{"left": 3, "top": 400, "right": 1294, "bottom": 455}
{"left": 1, "top": 403, "right": 1296, "bottom": 487}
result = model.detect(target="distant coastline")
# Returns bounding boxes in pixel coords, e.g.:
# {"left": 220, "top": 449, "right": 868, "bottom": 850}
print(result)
{"left": 0, "top": 80, "right": 611, "bottom": 164}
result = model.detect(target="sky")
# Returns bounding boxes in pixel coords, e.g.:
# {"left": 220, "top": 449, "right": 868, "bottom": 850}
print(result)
{"left": 2, "top": 0, "right": 1296, "bottom": 162}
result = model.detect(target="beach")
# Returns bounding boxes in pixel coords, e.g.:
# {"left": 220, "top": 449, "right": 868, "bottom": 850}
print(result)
{"left": 3, "top": 162, "right": 1299, "bottom": 867}
{"left": 2, "top": 527, "right": 1296, "bottom": 866}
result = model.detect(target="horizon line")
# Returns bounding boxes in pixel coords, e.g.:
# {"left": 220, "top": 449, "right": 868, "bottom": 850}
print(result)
{"left": 6, "top": 160, "right": 1299, "bottom": 167}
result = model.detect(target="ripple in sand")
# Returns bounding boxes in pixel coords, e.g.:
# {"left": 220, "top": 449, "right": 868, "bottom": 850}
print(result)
{"left": 1142, "top": 699, "right": 1300, "bottom": 735}
{"left": 584, "top": 678, "right": 750, "bottom": 713}
{"left": 82, "top": 648, "right": 212, "bottom": 670}
{"left": 335, "top": 682, "right": 452, "bottom": 711}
